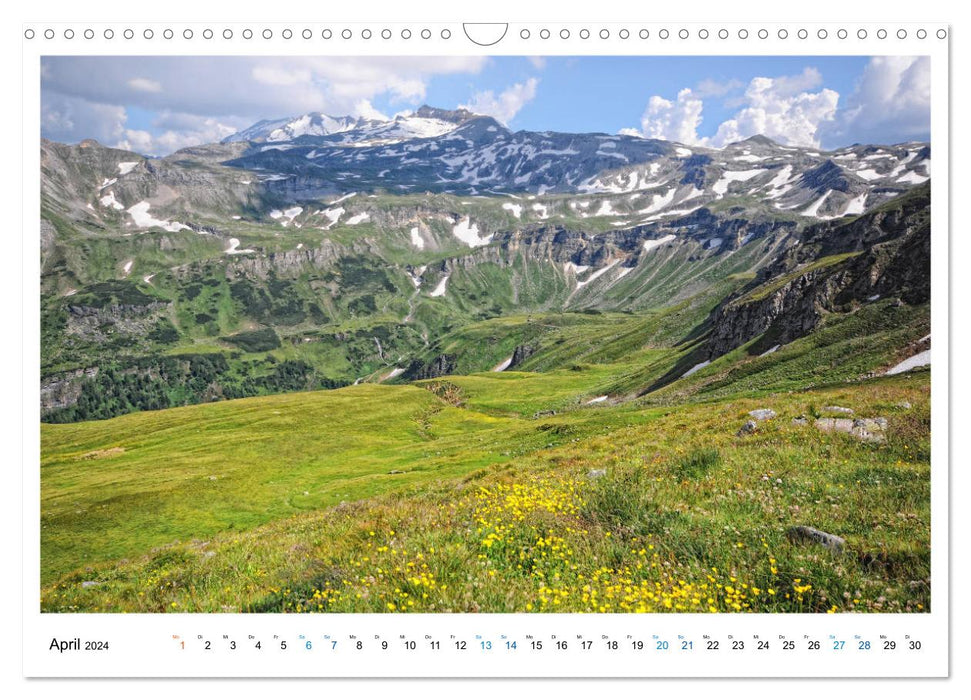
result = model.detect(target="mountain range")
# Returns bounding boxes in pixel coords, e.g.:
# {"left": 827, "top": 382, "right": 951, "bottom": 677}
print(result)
{"left": 39, "top": 105, "right": 931, "bottom": 422}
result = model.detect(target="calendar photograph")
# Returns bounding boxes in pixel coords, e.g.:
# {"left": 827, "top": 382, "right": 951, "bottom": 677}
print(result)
{"left": 38, "top": 52, "right": 932, "bottom": 618}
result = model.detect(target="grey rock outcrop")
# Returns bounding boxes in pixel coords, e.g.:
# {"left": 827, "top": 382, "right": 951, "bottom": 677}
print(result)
{"left": 406, "top": 354, "right": 457, "bottom": 380}
{"left": 786, "top": 526, "right": 846, "bottom": 553}
{"left": 815, "top": 416, "right": 888, "bottom": 443}
{"left": 737, "top": 420, "right": 758, "bottom": 436}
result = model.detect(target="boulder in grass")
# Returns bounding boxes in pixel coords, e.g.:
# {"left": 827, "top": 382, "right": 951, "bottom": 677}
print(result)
{"left": 737, "top": 420, "right": 758, "bottom": 436}
{"left": 786, "top": 526, "right": 846, "bottom": 553}
{"left": 815, "top": 417, "right": 854, "bottom": 433}
{"left": 815, "top": 417, "right": 887, "bottom": 443}
{"left": 587, "top": 469, "right": 606, "bottom": 480}
{"left": 748, "top": 408, "right": 777, "bottom": 421}
{"left": 822, "top": 405, "right": 854, "bottom": 415}
{"left": 851, "top": 418, "right": 888, "bottom": 443}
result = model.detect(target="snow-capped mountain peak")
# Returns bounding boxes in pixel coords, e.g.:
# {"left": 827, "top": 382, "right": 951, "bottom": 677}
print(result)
{"left": 223, "top": 105, "right": 482, "bottom": 146}
{"left": 223, "top": 114, "right": 382, "bottom": 144}
{"left": 218, "top": 105, "right": 929, "bottom": 222}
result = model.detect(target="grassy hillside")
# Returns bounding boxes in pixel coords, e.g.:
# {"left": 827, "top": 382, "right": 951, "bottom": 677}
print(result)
{"left": 40, "top": 380, "right": 658, "bottom": 585}
{"left": 41, "top": 372, "right": 930, "bottom": 614}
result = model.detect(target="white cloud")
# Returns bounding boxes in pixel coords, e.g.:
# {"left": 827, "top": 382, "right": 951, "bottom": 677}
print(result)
{"left": 637, "top": 89, "right": 705, "bottom": 144}
{"left": 461, "top": 78, "right": 539, "bottom": 124}
{"left": 251, "top": 65, "right": 312, "bottom": 87}
{"left": 709, "top": 76, "right": 838, "bottom": 147}
{"left": 628, "top": 68, "right": 839, "bottom": 148}
{"left": 770, "top": 67, "right": 824, "bottom": 95}
{"left": 41, "top": 93, "right": 128, "bottom": 146}
{"left": 819, "top": 57, "right": 930, "bottom": 146}
{"left": 41, "top": 56, "right": 489, "bottom": 155}
{"left": 114, "top": 111, "right": 244, "bottom": 156}
{"left": 128, "top": 77, "right": 162, "bottom": 93}
{"left": 626, "top": 62, "right": 928, "bottom": 149}
{"left": 527, "top": 56, "right": 547, "bottom": 71}
{"left": 353, "top": 99, "right": 390, "bottom": 122}
{"left": 694, "top": 78, "right": 744, "bottom": 98}
{"left": 117, "top": 129, "right": 154, "bottom": 153}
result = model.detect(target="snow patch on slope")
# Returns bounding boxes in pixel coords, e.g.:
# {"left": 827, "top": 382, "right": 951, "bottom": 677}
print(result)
{"left": 99, "top": 191, "right": 125, "bottom": 210}
{"left": 127, "top": 201, "right": 190, "bottom": 232}
{"left": 842, "top": 193, "right": 868, "bottom": 216}
{"left": 270, "top": 206, "right": 303, "bottom": 226}
{"left": 885, "top": 350, "right": 930, "bottom": 375}
{"left": 319, "top": 207, "right": 344, "bottom": 230}
{"left": 681, "top": 360, "right": 710, "bottom": 378}
{"left": 429, "top": 273, "right": 450, "bottom": 297}
{"left": 801, "top": 190, "right": 832, "bottom": 218}
{"left": 575, "top": 260, "right": 620, "bottom": 289}
{"left": 642, "top": 234, "right": 676, "bottom": 253}
{"left": 224, "top": 237, "right": 255, "bottom": 255}
{"left": 713, "top": 169, "right": 763, "bottom": 197}
{"left": 452, "top": 217, "right": 492, "bottom": 247}
{"left": 327, "top": 192, "right": 357, "bottom": 206}
{"left": 492, "top": 356, "right": 513, "bottom": 372}
{"left": 410, "top": 226, "right": 425, "bottom": 249}
{"left": 502, "top": 202, "right": 522, "bottom": 218}
{"left": 638, "top": 188, "right": 676, "bottom": 215}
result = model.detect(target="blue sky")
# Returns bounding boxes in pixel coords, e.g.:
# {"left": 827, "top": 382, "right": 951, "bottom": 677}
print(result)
{"left": 41, "top": 55, "right": 930, "bottom": 155}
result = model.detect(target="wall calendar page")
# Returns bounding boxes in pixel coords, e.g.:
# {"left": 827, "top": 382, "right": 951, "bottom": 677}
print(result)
{"left": 14, "top": 1, "right": 958, "bottom": 691}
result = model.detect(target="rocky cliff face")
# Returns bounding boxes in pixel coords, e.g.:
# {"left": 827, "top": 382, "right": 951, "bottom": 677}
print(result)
{"left": 706, "top": 266, "right": 853, "bottom": 357}
{"left": 225, "top": 240, "right": 345, "bottom": 279}
{"left": 508, "top": 344, "right": 535, "bottom": 369}
{"left": 64, "top": 300, "right": 170, "bottom": 343}
{"left": 705, "top": 184, "right": 930, "bottom": 359}
{"left": 405, "top": 354, "right": 457, "bottom": 380}
{"left": 40, "top": 367, "right": 99, "bottom": 411}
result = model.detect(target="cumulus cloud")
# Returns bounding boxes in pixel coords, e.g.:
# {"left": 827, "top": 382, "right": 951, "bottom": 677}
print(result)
{"left": 460, "top": 78, "right": 539, "bottom": 125}
{"left": 41, "top": 55, "right": 488, "bottom": 155}
{"left": 628, "top": 68, "right": 838, "bottom": 148}
{"left": 117, "top": 129, "right": 154, "bottom": 154}
{"left": 114, "top": 112, "right": 243, "bottom": 155}
{"left": 819, "top": 56, "right": 930, "bottom": 146}
{"left": 770, "top": 67, "right": 825, "bottom": 95}
{"left": 636, "top": 89, "right": 706, "bottom": 144}
{"left": 709, "top": 75, "right": 839, "bottom": 147}
{"left": 626, "top": 61, "right": 928, "bottom": 149}
{"left": 353, "top": 99, "right": 390, "bottom": 122}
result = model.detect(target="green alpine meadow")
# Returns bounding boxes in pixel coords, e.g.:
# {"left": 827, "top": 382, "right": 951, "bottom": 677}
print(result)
{"left": 40, "top": 89, "right": 932, "bottom": 613}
